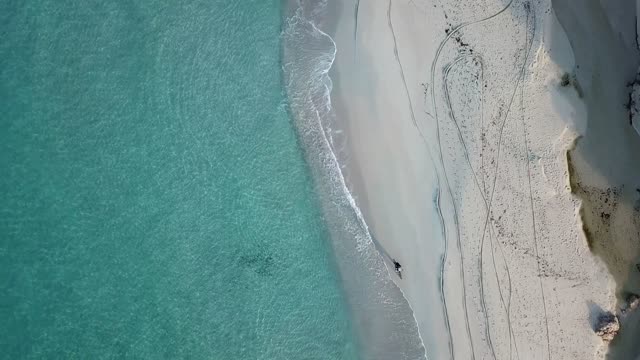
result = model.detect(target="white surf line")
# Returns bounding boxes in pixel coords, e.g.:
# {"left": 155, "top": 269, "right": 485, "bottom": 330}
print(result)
{"left": 386, "top": 1, "right": 454, "bottom": 359}
{"left": 427, "top": 1, "right": 516, "bottom": 359}
{"left": 306, "top": 14, "right": 430, "bottom": 360}
{"left": 308, "top": 15, "right": 370, "bottom": 250}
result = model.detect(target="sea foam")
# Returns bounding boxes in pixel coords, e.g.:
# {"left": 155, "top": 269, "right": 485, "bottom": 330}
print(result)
{"left": 282, "top": 2, "right": 426, "bottom": 359}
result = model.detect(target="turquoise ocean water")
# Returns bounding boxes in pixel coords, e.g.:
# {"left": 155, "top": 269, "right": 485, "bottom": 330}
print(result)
{"left": 1, "top": 1, "right": 360, "bottom": 358}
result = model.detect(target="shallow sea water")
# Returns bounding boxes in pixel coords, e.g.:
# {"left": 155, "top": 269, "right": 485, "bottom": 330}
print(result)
{"left": 0, "top": 1, "right": 359, "bottom": 358}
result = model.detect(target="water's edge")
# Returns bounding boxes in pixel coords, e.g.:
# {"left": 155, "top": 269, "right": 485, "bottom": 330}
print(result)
{"left": 280, "top": 1, "right": 426, "bottom": 359}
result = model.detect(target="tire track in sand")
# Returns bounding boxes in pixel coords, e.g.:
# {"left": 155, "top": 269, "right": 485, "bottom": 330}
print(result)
{"left": 473, "top": 4, "right": 540, "bottom": 359}
{"left": 427, "top": 1, "right": 516, "bottom": 359}
{"left": 518, "top": 4, "right": 552, "bottom": 359}
{"left": 443, "top": 54, "right": 520, "bottom": 360}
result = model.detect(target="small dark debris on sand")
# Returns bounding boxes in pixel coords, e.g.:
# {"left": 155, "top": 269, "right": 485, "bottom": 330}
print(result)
{"left": 620, "top": 294, "right": 640, "bottom": 316}
{"left": 560, "top": 72, "right": 571, "bottom": 87}
{"left": 559, "top": 72, "right": 584, "bottom": 97}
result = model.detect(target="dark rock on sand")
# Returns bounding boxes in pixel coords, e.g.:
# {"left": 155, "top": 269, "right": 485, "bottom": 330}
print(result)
{"left": 595, "top": 312, "right": 620, "bottom": 342}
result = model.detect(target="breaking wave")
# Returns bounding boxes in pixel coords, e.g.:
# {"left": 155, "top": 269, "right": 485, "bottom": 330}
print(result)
{"left": 282, "top": 1, "right": 426, "bottom": 359}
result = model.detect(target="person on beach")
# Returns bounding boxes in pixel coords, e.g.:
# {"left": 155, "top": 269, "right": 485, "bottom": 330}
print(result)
{"left": 393, "top": 259, "right": 402, "bottom": 278}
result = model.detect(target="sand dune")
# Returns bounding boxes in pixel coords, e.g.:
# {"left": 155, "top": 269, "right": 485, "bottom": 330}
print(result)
{"left": 328, "top": 0, "right": 640, "bottom": 358}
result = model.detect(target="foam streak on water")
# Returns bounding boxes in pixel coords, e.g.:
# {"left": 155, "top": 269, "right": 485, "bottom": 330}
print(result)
{"left": 282, "top": 1, "right": 426, "bottom": 359}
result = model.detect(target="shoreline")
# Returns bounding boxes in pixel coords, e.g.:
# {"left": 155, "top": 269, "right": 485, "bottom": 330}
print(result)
{"left": 281, "top": 1, "right": 427, "bottom": 359}
{"left": 328, "top": 0, "right": 451, "bottom": 358}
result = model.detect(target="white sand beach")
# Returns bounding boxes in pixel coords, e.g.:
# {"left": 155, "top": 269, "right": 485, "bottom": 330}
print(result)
{"left": 326, "top": 0, "right": 640, "bottom": 358}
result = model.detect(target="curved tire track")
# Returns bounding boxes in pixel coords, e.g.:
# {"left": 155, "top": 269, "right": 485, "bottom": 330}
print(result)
{"left": 426, "top": 1, "right": 516, "bottom": 359}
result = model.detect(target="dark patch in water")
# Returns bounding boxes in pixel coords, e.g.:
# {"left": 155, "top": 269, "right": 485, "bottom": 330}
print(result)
{"left": 239, "top": 253, "right": 275, "bottom": 276}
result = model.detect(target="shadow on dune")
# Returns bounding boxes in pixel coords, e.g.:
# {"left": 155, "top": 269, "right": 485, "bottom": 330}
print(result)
{"left": 550, "top": 0, "right": 640, "bottom": 358}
